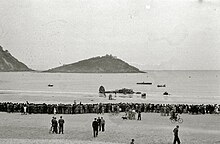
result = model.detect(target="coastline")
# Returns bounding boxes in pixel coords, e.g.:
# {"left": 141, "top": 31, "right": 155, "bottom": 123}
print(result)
{"left": 0, "top": 90, "right": 219, "bottom": 105}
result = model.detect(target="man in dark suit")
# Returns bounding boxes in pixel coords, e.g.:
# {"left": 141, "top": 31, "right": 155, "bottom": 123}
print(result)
{"left": 173, "top": 125, "right": 181, "bottom": 144}
{"left": 58, "top": 116, "right": 65, "bottom": 134}
{"left": 130, "top": 139, "right": 135, "bottom": 144}
{"left": 97, "top": 117, "right": 101, "bottom": 131}
{"left": 92, "top": 118, "right": 99, "bottom": 137}
{"left": 52, "top": 117, "right": 58, "bottom": 134}
{"left": 101, "top": 117, "right": 105, "bottom": 132}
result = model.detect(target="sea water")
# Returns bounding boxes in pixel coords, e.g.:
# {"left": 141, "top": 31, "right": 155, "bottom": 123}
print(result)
{"left": 0, "top": 71, "right": 219, "bottom": 104}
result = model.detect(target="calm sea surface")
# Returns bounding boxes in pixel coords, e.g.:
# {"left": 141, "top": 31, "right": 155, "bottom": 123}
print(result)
{"left": 0, "top": 71, "right": 219, "bottom": 104}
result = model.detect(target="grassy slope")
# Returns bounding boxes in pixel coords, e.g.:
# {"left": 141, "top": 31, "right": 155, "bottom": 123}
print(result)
{"left": 47, "top": 55, "right": 144, "bottom": 73}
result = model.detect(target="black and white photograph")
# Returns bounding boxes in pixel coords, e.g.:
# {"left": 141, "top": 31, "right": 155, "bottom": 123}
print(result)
{"left": 0, "top": 0, "right": 220, "bottom": 143}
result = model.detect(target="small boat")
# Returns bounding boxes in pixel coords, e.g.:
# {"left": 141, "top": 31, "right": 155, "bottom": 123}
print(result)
{"left": 163, "top": 92, "right": 169, "bottom": 95}
{"left": 157, "top": 84, "right": 166, "bottom": 87}
{"left": 141, "top": 93, "right": 147, "bottom": 99}
{"left": 48, "top": 84, "right": 53, "bottom": 87}
{"left": 117, "top": 88, "right": 134, "bottom": 94}
{"left": 136, "top": 82, "right": 152, "bottom": 85}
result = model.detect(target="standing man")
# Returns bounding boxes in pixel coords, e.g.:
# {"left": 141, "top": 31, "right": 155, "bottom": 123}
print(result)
{"left": 51, "top": 117, "right": 58, "bottom": 134}
{"left": 101, "top": 117, "right": 105, "bottom": 132}
{"left": 137, "top": 110, "right": 141, "bottom": 120}
{"left": 97, "top": 117, "right": 101, "bottom": 131}
{"left": 130, "top": 139, "right": 135, "bottom": 144}
{"left": 92, "top": 118, "right": 98, "bottom": 137}
{"left": 173, "top": 125, "right": 181, "bottom": 144}
{"left": 58, "top": 116, "right": 65, "bottom": 134}
{"left": 49, "top": 117, "right": 54, "bottom": 133}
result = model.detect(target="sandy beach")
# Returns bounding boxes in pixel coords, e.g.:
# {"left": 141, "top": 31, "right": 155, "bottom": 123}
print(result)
{"left": 0, "top": 0, "right": 220, "bottom": 142}
{"left": 0, "top": 71, "right": 220, "bottom": 144}
{"left": 0, "top": 112, "right": 220, "bottom": 144}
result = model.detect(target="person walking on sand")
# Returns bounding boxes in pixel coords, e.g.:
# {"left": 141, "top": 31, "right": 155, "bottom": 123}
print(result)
{"left": 130, "top": 139, "right": 135, "bottom": 144}
{"left": 58, "top": 116, "right": 65, "bottom": 134}
{"left": 173, "top": 125, "right": 181, "bottom": 144}
{"left": 92, "top": 118, "right": 98, "bottom": 137}
{"left": 101, "top": 117, "right": 105, "bottom": 132}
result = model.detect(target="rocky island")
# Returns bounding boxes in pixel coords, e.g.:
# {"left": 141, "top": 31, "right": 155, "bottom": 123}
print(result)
{"left": 46, "top": 54, "right": 144, "bottom": 73}
{"left": 0, "top": 46, "right": 31, "bottom": 72}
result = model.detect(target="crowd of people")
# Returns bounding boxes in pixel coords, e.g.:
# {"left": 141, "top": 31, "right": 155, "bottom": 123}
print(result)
{"left": 0, "top": 101, "right": 219, "bottom": 115}
{"left": 92, "top": 117, "right": 105, "bottom": 137}
{"left": 50, "top": 116, "right": 65, "bottom": 134}
{"left": 0, "top": 100, "right": 199, "bottom": 143}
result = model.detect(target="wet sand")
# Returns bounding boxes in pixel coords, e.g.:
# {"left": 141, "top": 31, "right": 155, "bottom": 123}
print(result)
{"left": 0, "top": 112, "right": 220, "bottom": 144}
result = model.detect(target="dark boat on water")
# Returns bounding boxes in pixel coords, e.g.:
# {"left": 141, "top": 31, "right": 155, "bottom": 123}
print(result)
{"left": 141, "top": 93, "right": 147, "bottom": 99}
{"left": 136, "top": 82, "right": 152, "bottom": 85}
{"left": 117, "top": 88, "right": 134, "bottom": 94}
{"left": 157, "top": 84, "right": 166, "bottom": 87}
{"left": 163, "top": 91, "right": 169, "bottom": 95}
{"left": 48, "top": 84, "right": 53, "bottom": 87}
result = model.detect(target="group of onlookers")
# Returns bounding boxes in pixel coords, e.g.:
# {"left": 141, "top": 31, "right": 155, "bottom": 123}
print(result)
{"left": 50, "top": 116, "right": 65, "bottom": 134}
{"left": 0, "top": 100, "right": 187, "bottom": 143}
{"left": 49, "top": 115, "right": 106, "bottom": 137}
{"left": 92, "top": 117, "right": 105, "bottom": 137}
{"left": 0, "top": 101, "right": 219, "bottom": 116}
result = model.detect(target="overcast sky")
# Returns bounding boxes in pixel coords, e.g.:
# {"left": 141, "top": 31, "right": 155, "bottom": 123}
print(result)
{"left": 0, "top": 0, "right": 220, "bottom": 70}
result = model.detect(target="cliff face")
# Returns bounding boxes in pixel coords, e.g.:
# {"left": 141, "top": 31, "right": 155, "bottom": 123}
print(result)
{"left": 46, "top": 55, "right": 144, "bottom": 73}
{"left": 0, "top": 46, "right": 31, "bottom": 72}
